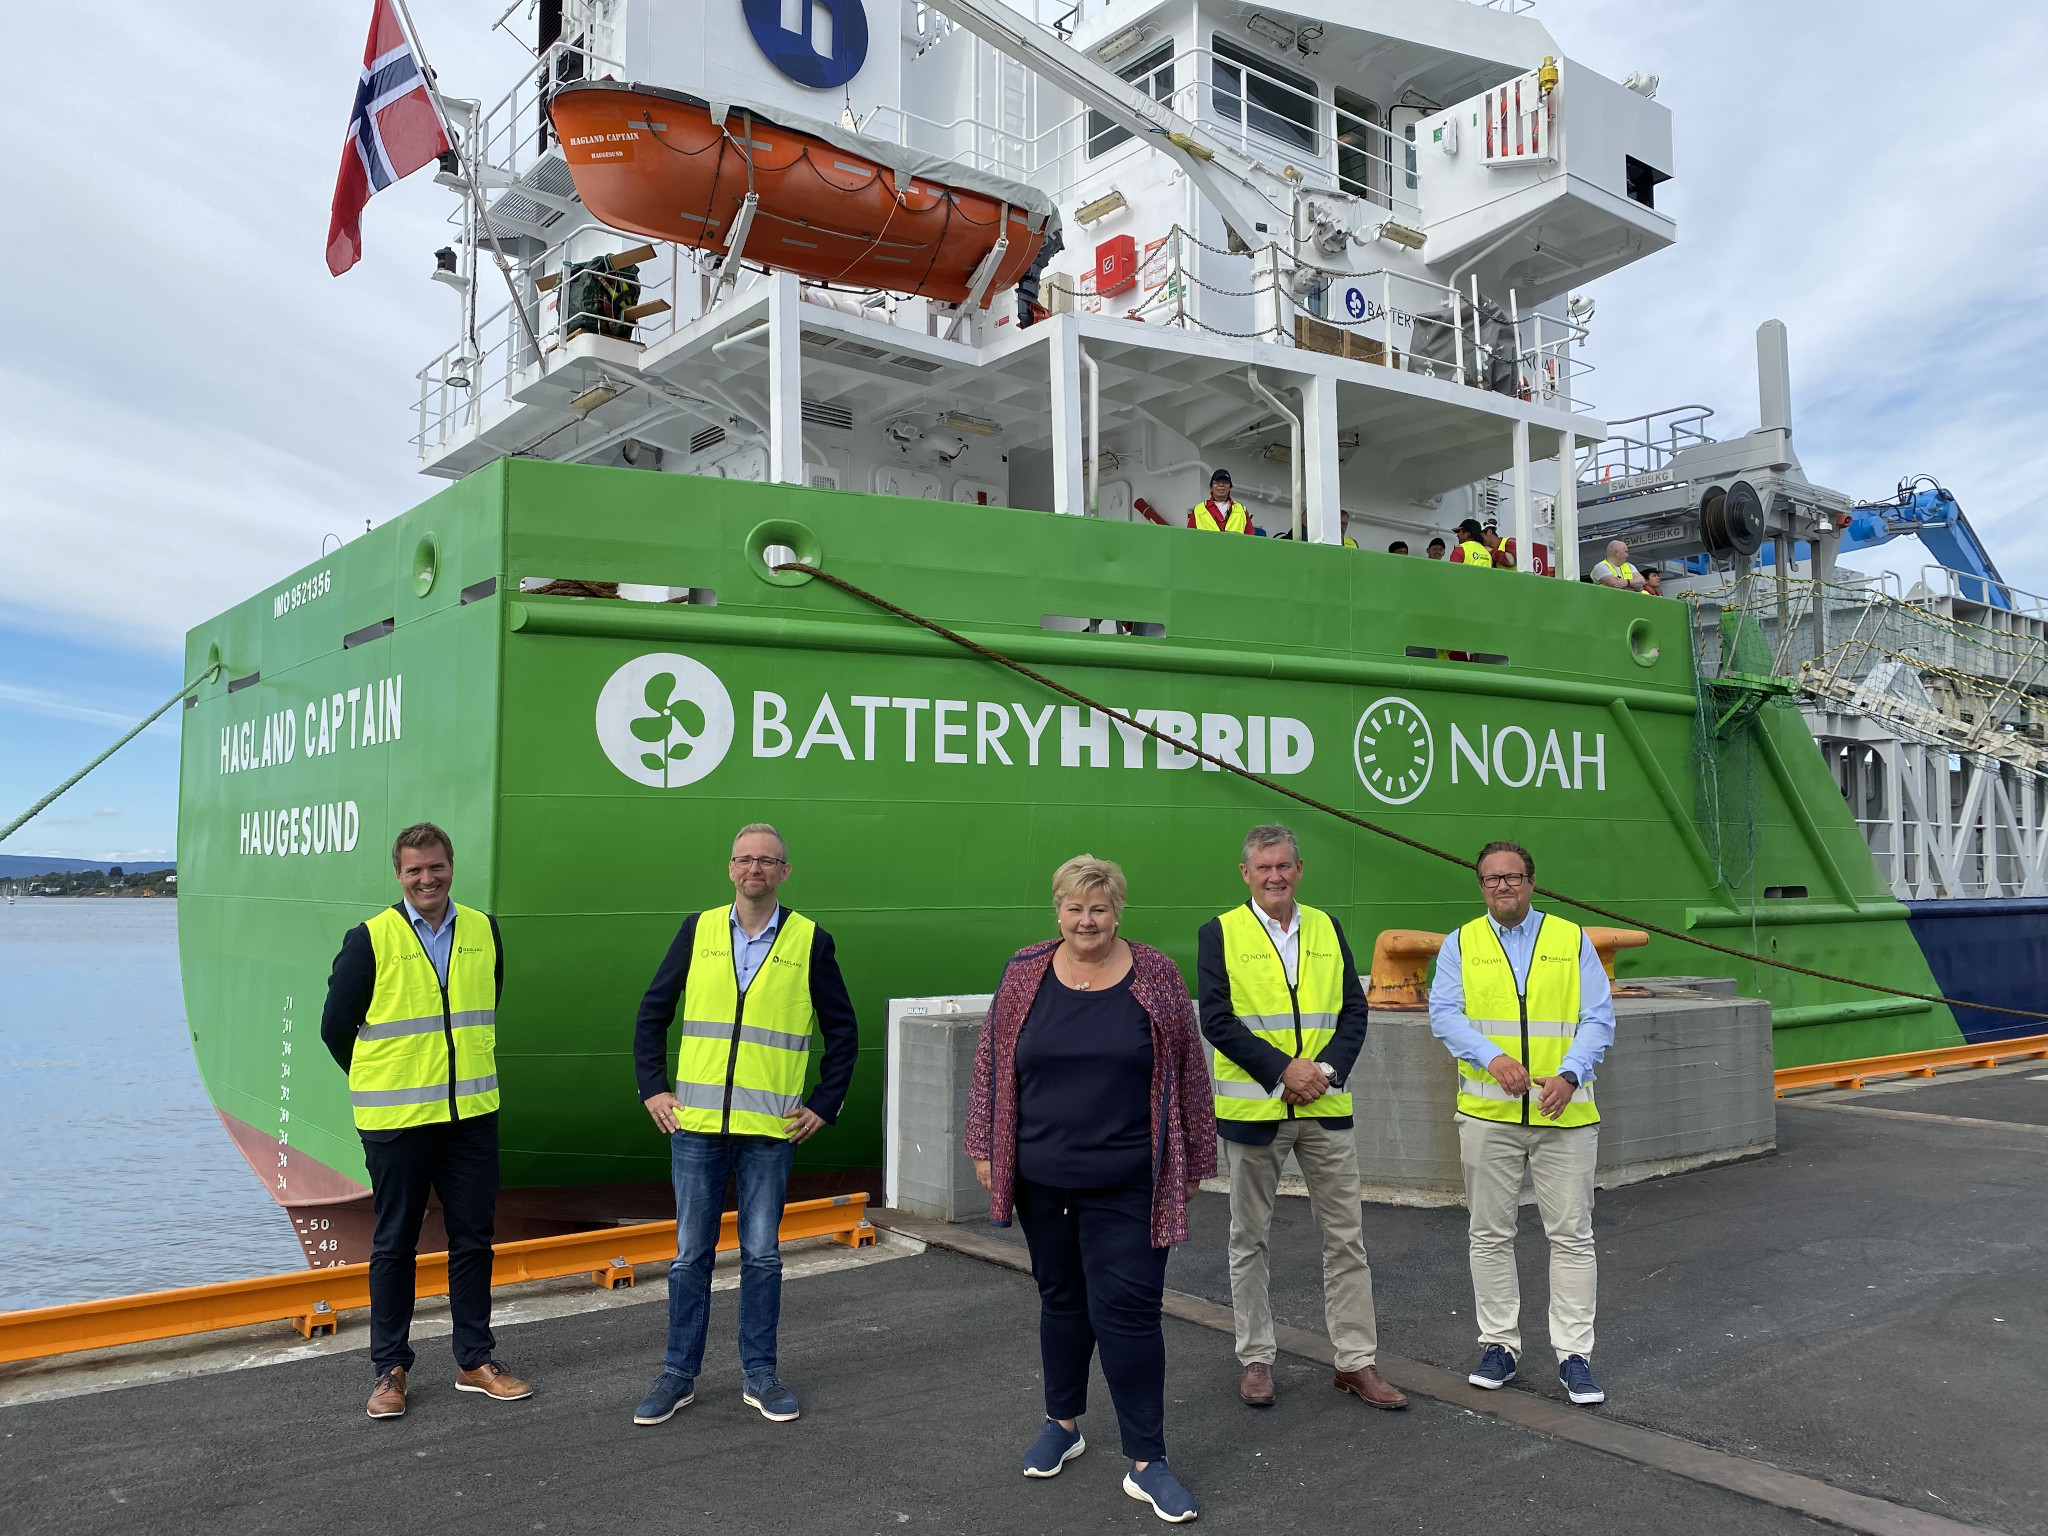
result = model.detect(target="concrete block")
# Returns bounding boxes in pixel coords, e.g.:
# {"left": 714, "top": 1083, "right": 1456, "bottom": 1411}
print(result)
{"left": 885, "top": 997, "right": 992, "bottom": 1223}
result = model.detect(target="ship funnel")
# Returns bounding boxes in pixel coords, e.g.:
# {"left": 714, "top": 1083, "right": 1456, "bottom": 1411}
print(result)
{"left": 1757, "top": 319, "right": 1792, "bottom": 435}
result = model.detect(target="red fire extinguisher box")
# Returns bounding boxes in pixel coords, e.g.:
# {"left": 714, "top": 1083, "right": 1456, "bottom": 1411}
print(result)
{"left": 1096, "top": 234, "right": 1137, "bottom": 297}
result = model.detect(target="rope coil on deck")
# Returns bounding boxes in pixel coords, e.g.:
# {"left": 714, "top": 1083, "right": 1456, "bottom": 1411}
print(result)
{"left": 776, "top": 562, "right": 2048, "bottom": 1025}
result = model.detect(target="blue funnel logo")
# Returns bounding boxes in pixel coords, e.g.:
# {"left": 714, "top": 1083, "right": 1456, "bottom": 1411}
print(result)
{"left": 742, "top": 0, "right": 868, "bottom": 89}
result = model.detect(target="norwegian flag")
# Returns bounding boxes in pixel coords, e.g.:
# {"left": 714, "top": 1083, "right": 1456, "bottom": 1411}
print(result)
{"left": 326, "top": 0, "right": 450, "bottom": 276}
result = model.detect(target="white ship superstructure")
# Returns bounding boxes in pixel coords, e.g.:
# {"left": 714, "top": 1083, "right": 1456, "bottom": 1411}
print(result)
{"left": 412, "top": 0, "right": 1674, "bottom": 564}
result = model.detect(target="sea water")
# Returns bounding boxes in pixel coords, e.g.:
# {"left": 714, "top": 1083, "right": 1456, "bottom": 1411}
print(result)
{"left": 0, "top": 898, "right": 302, "bottom": 1309}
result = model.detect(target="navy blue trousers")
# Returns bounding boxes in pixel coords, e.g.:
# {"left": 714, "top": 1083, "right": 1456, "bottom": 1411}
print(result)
{"left": 1013, "top": 1176, "right": 1170, "bottom": 1461}
{"left": 362, "top": 1113, "right": 499, "bottom": 1374}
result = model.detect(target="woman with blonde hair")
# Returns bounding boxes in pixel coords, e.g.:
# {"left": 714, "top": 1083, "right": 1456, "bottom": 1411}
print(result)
{"left": 965, "top": 854, "right": 1216, "bottom": 1523}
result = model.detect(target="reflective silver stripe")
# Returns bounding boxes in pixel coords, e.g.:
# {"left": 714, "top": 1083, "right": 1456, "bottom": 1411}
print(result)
{"left": 1296, "top": 1011, "right": 1338, "bottom": 1032}
{"left": 677, "top": 1017, "right": 811, "bottom": 1052}
{"left": 1214, "top": 1079, "right": 1282, "bottom": 1100}
{"left": 1458, "top": 1075, "right": 1526, "bottom": 1102}
{"left": 358, "top": 1014, "right": 445, "bottom": 1042}
{"left": 1236, "top": 1012, "right": 1295, "bottom": 1032}
{"left": 359, "top": 1008, "right": 492, "bottom": 1042}
{"left": 454, "top": 1075, "right": 498, "bottom": 1098}
{"left": 1466, "top": 1022, "right": 1580, "bottom": 1040}
{"left": 352, "top": 1083, "right": 449, "bottom": 1107}
{"left": 673, "top": 1080, "right": 800, "bottom": 1117}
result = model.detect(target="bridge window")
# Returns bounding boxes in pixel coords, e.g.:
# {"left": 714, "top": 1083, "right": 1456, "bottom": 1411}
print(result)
{"left": 1088, "top": 42, "right": 1176, "bottom": 158}
{"left": 1211, "top": 36, "right": 1317, "bottom": 154}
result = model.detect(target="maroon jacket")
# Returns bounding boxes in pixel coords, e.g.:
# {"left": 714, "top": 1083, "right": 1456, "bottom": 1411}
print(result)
{"left": 965, "top": 939, "right": 1217, "bottom": 1247}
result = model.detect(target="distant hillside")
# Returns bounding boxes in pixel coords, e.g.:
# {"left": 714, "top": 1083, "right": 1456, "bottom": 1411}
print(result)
{"left": 0, "top": 855, "right": 176, "bottom": 877}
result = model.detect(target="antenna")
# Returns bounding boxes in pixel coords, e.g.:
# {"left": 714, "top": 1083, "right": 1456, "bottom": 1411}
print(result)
{"left": 1757, "top": 319, "right": 1792, "bottom": 435}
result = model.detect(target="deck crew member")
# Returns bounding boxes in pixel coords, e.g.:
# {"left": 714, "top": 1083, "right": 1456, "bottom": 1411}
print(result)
{"left": 631, "top": 823, "right": 859, "bottom": 1428}
{"left": 1429, "top": 840, "right": 1616, "bottom": 1407}
{"left": 1386, "top": 539, "right": 1408, "bottom": 555}
{"left": 1198, "top": 825, "right": 1406, "bottom": 1412}
{"left": 1188, "top": 469, "right": 1254, "bottom": 533}
{"left": 320, "top": 821, "right": 531, "bottom": 1420}
{"left": 1450, "top": 519, "right": 1496, "bottom": 568}
{"left": 1591, "top": 539, "right": 1646, "bottom": 590}
{"left": 1340, "top": 511, "right": 1362, "bottom": 548}
{"left": 967, "top": 855, "right": 1215, "bottom": 1523}
{"left": 1483, "top": 521, "right": 1517, "bottom": 569}
{"left": 1426, "top": 537, "right": 1447, "bottom": 560}
{"left": 1641, "top": 567, "right": 1665, "bottom": 596}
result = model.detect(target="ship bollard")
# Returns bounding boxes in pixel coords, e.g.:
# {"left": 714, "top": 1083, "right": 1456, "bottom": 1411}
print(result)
{"left": 1366, "top": 930, "right": 1447, "bottom": 1011}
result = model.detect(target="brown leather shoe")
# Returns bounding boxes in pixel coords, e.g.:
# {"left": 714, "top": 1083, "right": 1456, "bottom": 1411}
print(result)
{"left": 1240, "top": 1361, "right": 1277, "bottom": 1406}
{"left": 367, "top": 1366, "right": 407, "bottom": 1419}
{"left": 1334, "top": 1364, "right": 1408, "bottom": 1410}
{"left": 454, "top": 1361, "right": 533, "bottom": 1402}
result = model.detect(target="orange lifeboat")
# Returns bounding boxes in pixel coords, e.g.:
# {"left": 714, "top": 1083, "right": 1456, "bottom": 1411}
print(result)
{"left": 548, "top": 81, "right": 1054, "bottom": 307}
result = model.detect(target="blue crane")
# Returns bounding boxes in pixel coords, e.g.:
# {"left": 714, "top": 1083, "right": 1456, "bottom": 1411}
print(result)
{"left": 1837, "top": 476, "right": 2009, "bottom": 609}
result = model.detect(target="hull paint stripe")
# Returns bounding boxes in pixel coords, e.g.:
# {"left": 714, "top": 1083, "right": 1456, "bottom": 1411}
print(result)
{"left": 505, "top": 601, "right": 1700, "bottom": 717}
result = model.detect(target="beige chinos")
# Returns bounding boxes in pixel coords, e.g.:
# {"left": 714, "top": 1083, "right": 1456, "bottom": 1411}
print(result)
{"left": 1457, "top": 1116, "right": 1598, "bottom": 1361}
{"left": 1226, "top": 1118, "right": 1380, "bottom": 1372}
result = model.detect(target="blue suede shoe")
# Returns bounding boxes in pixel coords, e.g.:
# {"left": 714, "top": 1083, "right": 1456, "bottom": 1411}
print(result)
{"left": 1560, "top": 1355, "right": 1605, "bottom": 1406}
{"left": 742, "top": 1371, "right": 801, "bottom": 1422}
{"left": 633, "top": 1372, "right": 694, "bottom": 1425}
{"left": 1468, "top": 1343, "right": 1517, "bottom": 1390}
{"left": 1021, "top": 1418, "right": 1085, "bottom": 1478}
{"left": 1123, "top": 1460, "right": 1198, "bottom": 1523}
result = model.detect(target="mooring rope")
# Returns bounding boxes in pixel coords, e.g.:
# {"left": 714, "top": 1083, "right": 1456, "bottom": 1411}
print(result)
{"left": 0, "top": 665, "right": 222, "bottom": 846}
{"left": 778, "top": 561, "right": 2048, "bottom": 1026}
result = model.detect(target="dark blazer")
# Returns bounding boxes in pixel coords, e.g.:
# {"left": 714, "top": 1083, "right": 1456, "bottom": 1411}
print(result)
{"left": 965, "top": 940, "right": 1217, "bottom": 1247}
{"left": 1196, "top": 906, "right": 1371, "bottom": 1146}
{"left": 632, "top": 909, "right": 861, "bottom": 1124}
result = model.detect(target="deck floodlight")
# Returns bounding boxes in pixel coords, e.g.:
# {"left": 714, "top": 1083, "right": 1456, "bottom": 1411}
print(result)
{"left": 942, "top": 412, "right": 1002, "bottom": 437}
{"left": 1247, "top": 13, "right": 1296, "bottom": 51}
{"left": 1096, "top": 26, "right": 1147, "bottom": 64}
{"left": 1075, "top": 190, "right": 1128, "bottom": 226}
{"left": 1377, "top": 221, "right": 1428, "bottom": 250}
{"left": 568, "top": 381, "right": 624, "bottom": 417}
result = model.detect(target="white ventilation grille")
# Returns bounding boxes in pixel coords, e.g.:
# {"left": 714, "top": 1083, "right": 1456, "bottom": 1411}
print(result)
{"left": 690, "top": 425, "right": 727, "bottom": 454}
{"left": 801, "top": 399, "right": 854, "bottom": 430}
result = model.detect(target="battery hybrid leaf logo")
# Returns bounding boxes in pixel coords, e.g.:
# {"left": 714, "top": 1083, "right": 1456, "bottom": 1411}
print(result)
{"left": 1354, "top": 695, "right": 1434, "bottom": 805}
{"left": 595, "top": 653, "right": 735, "bottom": 787}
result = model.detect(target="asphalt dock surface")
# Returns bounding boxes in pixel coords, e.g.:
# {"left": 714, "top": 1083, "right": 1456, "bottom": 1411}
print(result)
{"left": 6, "top": 1066, "right": 2044, "bottom": 1536}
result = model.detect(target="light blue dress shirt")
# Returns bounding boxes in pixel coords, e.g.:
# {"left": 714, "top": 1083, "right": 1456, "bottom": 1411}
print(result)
{"left": 403, "top": 898, "right": 456, "bottom": 985}
{"left": 731, "top": 905, "right": 783, "bottom": 991}
{"left": 1428, "top": 907, "right": 1615, "bottom": 1086}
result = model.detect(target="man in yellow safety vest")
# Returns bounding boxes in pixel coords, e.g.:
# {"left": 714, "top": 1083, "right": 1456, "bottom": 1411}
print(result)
{"left": 1428, "top": 840, "right": 1617, "bottom": 1407}
{"left": 1590, "top": 538, "right": 1646, "bottom": 590}
{"left": 1450, "top": 518, "right": 1496, "bottom": 568}
{"left": 631, "top": 823, "right": 860, "bottom": 1429}
{"left": 320, "top": 821, "right": 531, "bottom": 1420}
{"left": 1198, "top": 825, "right": 1407, "bottom": 1412}
{"left": 1188, "top": 469, "right": 1254, "bottom": 533}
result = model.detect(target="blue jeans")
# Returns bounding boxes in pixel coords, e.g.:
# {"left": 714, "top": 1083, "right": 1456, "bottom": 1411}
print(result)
{"left": 664, "top": 1130, "right": 795, "bottom": 1380}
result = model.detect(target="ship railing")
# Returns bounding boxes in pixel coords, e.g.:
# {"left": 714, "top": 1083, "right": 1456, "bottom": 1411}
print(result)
{"left": 1912, "top": 564, "right": 2048, "bottom": 621}
{"left": 1128, "top": 228, "right": 1590, "bottom": 405}
{"left": 470, "top": 37, "right": 627, "bottom": 191}
{"left": 1577, "top": 404, "right": 1716, "bottom": 484}
{"left": 414, "top": 219, "right": 686, "bottom": 458}
{"left": 884, "top": 41, "right": 1419, "bottom": 222}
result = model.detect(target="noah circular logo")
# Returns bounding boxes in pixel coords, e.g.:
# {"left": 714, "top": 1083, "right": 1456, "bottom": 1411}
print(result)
{"left": 742, "top": 0, "right": 869, "bottom": 89}
{"left": 1354, "top": 695, "right": 1433, "bottom": 805}
{"left": 595, "top": 653, "right": 735, "bottom": 788}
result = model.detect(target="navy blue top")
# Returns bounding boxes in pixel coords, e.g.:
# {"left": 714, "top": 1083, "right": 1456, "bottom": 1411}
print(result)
{"left": 1015, "top": 967, "right": 1154, "bottom": 1189}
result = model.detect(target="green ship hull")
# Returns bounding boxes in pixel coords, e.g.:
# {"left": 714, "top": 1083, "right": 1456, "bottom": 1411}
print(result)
{"left": 178, "top": 460, "right": 1960, "bottom": 1263}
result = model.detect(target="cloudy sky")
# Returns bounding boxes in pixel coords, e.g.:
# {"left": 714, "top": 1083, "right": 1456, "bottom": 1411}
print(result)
{"left": 2, "top": 0, "right": 2043, "bottom": 860}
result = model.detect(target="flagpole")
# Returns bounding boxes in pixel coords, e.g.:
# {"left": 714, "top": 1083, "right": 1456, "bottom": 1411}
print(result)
{"left": 388, "top": 0, "right": 549, "bottom": 377}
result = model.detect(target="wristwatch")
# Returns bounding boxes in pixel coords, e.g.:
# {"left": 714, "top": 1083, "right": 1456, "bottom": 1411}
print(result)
{"left": 1559, "top": 1071, "right": 1580, "bottom": 1088}
{"left": 1317, "top": 1062, "right": 1338, "bottom": 1083}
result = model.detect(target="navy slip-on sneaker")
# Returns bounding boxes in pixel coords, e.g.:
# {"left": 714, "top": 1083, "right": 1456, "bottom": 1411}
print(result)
{"left": 1021, "top": 1418, "right": 1086, "bottom": 1478}
{"left": 1468, "top": 1343, "right": 1517, "bottom": 1390}
{"left": 1560, "top": 1355, "right": 1605, "bottom": 1406}
{"left": 742, "top": 1372, "right": 801, "bottom": 1422}
{"left": 633, "top": 1373, "right": 695, "bottom": 1425}
{"left": 1123, "top": 1460, "right": 1198, "bottom": 1523}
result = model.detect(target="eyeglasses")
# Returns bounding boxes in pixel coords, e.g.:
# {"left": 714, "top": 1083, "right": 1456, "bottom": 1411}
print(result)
{"left": 1478, "top": 872, "right": 1530, "bottom": 889}
{"left": 731, "top": 856, "right": 787, "bottom": 870}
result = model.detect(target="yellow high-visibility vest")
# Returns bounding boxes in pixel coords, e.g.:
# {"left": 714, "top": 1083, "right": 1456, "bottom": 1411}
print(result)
{"left": 351, "top": 903, "right": 499, "bottom": 1130}
{"left": 1454, "top": 913, "right": 1599, "bottom": 1127}
{"left": 1457, "top": 539, "right": 1496, "bottom": 568}
{"left": 1211, "top": 902, "right": 1352, "bottom": 1123}
{"left": 1191, "top": 499, "right": 1250, "bottom": 534}
{"left": 675, "top": 905, "right": 817, "bottom": 1137}
{"left": 1597, "top": 560, "right": 1638, "bottom": 585}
